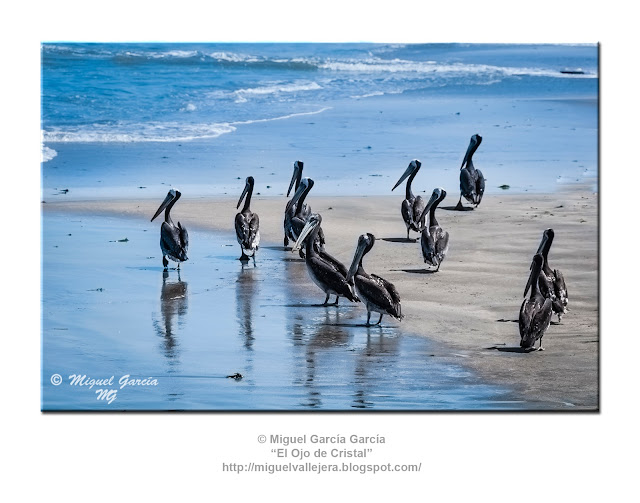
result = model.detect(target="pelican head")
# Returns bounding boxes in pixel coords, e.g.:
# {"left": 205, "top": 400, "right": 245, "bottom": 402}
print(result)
{"left": 524, "top": 253, "right": 545, "bottom": 297}
{"left": 347, "top": 233, "right": 376, "bottom": 282}
{"left": 536, "top": 228, "right": 554, "bottom": 256}
{"left": 461, "top": 134, "right": 483, "bottom": 170}
{"left": 392, "top": 159, "right": 421, "bottom": 191}
{"left": 418, "top": 187, "right": 446, "bottom": 224}
{"left": 151, "top": 188, "right": 180, "bottom": 222}
{"left": 237, "top": 176, "right": 255, "bottom": 209}
{"left": 287, "top": 160, "right": 304, "bottom": 197}
{"left": 292, "top": 212, "right": 321, "bottom": 252}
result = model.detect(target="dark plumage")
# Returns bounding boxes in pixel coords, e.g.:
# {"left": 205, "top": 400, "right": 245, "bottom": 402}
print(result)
{"left": 418, "top": 188, "right": 449, "bottom": 271}
{"left": 392, "top": 159, "right": 426, "bottom": 240}
{"left": 235, "top": 176, "right": 260, "bottom": 263}
{"left": 292, "top": 214, "right": 359, "bottom": 305}
{"left": 347, "top": 233, "right": 402, "bottom": 325}
{"left": 151, "top": 188, "right": 189, "bottom": 269}
{"left": 520, "top": 254, "right": 553, "bottom": 350}
{"left": 456, "top": 134, "right": 485, "bottom": 210}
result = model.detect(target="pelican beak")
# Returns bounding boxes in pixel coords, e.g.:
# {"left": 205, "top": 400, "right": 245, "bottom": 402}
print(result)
{"left": 237, "top": 180, "right": 249, "bottom": 209}
{"left": 151, "top": 192, "right": 174, "bottom": 222}
{"left": 347, "top": 236, "right": 368, "bottom": 282}
{"left": 392, "top": 160, "right": 420, "bottom": 191}
{"left": 292, "top": 217, "right": 318, "bottom": 252}
{"left": 524, "top": 254, "right": 543, "bottom": 297}
{"left": 417, "top": 189, "right": 440, "bottom": 227}
{"left": 287, "top": 161, "right": 302, "bottom": 197}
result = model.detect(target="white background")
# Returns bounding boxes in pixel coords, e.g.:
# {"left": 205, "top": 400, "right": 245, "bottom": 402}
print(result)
{"left": 3, "top": 1, "right": 633, "bottom": 500}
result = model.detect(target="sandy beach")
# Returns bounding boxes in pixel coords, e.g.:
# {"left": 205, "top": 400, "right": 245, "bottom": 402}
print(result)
{"left": 43, "top": 183, "right": 598, "bottom": 409}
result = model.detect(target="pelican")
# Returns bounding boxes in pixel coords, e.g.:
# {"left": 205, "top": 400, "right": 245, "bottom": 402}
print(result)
{"left": 287, "top": 177, "right": 325, "bottom": 258}
{"left": 520, "top": 254, "right": 553, "bottom": 351}
{"left": 418, "top": 188, "right": 449, "bottom": 271}
{"left": 347, "top": 233, "right": 403, "bottom": 325}
{"left": 528, "top": 228, "right": 568, "bottom": 322}
{"left": 391, "top": 159, "right": 426, "bottom": 240}
{"left": 292, "top": 213, "right": 359, "bottom": 306}
{"left": 456, "top": 134, "right": 485, "bottom": 210}
{"left": 284, "top": 160, "right": 310, "bottom": 246}
{"left": 235, "top": 176, "right": 260, "bottom": 262}
{"left": 151, "top": 188, "right": 189, "bottom": 270}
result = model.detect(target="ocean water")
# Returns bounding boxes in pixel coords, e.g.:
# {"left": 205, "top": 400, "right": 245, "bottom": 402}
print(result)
{"left": 41, "top": 43, "right": 598, "bottom": 199}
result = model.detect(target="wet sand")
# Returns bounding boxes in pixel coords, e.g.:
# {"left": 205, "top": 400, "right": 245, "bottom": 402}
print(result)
{"left": 43, "top": 184, "right": 598, "bottom": 409}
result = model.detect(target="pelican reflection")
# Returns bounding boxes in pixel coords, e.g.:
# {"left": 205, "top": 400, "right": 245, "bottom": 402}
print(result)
{"left": 236, "top": 263, "right": 257, "bottom": 350}
{"left": 153, "top": 270, "right": 188, "bottom": 361}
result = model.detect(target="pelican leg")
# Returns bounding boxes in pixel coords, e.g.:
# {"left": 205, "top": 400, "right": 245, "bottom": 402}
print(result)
{"left": 252, "top": 253, "right": 256, "bottom": 265}
{"left": 455, "top": 194, "right": 464, "bottom": 211}
{"left": 162, "top": 256, "right": 169, "bottom": 269}
{"left": 333, "top": 296, "right": 340, "bottom": 306}
{"left": 375, "top": 313, "right": 383, "bottom": 325}
{"left": 407, "top": 228, "right": 410, "bottom": 241}
{"left": 177, "top": 262, "right": 180, "bottom": 270}
{"left": 284, "top": 235, "right": 289, "bottom": 247}
{"left": 239, "top": 246, "right": 249, "bottom": 261}
{"left": 538, "top": 337, "right": 545, "bottom": 351}
{"left": 299, "top": 249, "right": 305, "bottom": 259}
{"left": 323, "top": 293, "right": 330, "bottom": 305}
{"left": 366, "top": 311, "right": 371, "bottom": 326}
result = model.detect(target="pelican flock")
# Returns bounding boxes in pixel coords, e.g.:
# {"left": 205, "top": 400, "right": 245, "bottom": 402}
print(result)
{"left": 418, "top": 188, "right": 449, "bottom": 271}
{"left": 347, "top": 233, "right": 403, "bottom": 326}
{"left": 520, "top": 254, "right": 553, "bottom": 350}
{"left": 456, "top": 134, "right": 485, "bottom": 210}
{"left": 292, "top": 213, "right": 359, "bottom": 306}
{"left": 150, "top": 188, "right": 189, "bottom": 270}
{"left": 150, "top": 132, "right": 571, "bottom": 355}
{"left": 392, "top": 159, "right": 426, "bottom": 240}
{"left": 235, "top": 176, "right": 260, "bottom": 262}
{"left": 533, "top": 228, "right": 568, "bottom": 321}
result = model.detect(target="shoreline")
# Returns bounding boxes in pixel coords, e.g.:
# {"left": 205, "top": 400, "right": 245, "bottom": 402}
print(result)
{"left": 42, "top": 185, "right": 599, "bottom": 409}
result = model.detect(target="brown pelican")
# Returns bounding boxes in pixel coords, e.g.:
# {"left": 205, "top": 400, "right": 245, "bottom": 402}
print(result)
{"left": 527, "top": 228, "right": 568, "bottom": 322}
{"left": 235, "top": 176, "right": 260, "bottom": 262}
{"left": 456, "top": 134, "right": 485, "bottom": 210}
{"left": 347, "top": 233, "right": 403, "bottom": 325}
{"left": 520, "top": 254, "right": 553, "bottom": 350}
{"left": 287, "top": 177, "right": 325, "bottom": 258}
{"left": 418, "top": 188, "right": 449, "bottom": 271}
{"left": 292, "top": 213, "right": 359, "bottom": 306}
{"left": 391, "top": 159, "right": 426, "bottom": 240}
{"left": 151, "top": 188, "right": 189, "bottom": 270}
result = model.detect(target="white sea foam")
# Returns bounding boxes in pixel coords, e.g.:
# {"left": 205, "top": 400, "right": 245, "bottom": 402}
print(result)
{"left": 350, "top": 91, "right": 385, "bottom": 99}
{"left": 231, "top": 107, "right": 332, "bottom": 126}
{"left": 43, "top": 122, "right": 237, "bottom": 143}
{"left": 42, "top": 145, "right": 57, "bottom": 162}
{"left": 233, "top": 81, "right": 323, "bottom": 102}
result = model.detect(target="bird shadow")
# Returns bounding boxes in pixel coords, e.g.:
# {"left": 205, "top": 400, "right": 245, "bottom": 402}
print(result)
{"left": 282, "top": 257, "right": 305, "bottom": 263}
{"left": 440, "top": 205, "right": 475, "bottom": 212}
{"left": 392, "top": 268, "right": 438, "bottom": 274}
{"left": 380, "top": 237, "right": 418, "bottom": 243}
{"left": 263, "top": 303, "right": 342, "bottom": 308}
{"left": 486, "top": 345, "right": 539, "bottom": 353}
{"left": 262, "top": 245, "right": 289, "bottom": 251}
{"left": 496, "top": 319, "right": 519, "bottom": 323}
{"left": 325, "top": 322, "right": 382, "bottom": 328}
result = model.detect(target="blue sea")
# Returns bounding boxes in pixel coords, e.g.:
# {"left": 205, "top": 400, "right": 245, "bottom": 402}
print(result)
{"left": 41, "top": 43, "right": 598, "bottom": 198}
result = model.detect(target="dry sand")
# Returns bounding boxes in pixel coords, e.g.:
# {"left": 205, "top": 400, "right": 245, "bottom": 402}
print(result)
{"left": 43, "top": 185, "right": 598, "bottom": 409}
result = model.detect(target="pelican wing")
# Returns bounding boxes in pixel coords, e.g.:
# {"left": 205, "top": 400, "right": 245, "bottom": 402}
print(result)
{"left": 309, "top": 255, "right": 359, "bottom": 302}
{"left": 519, "top": 297, "right": 552, "bottom": 347}
{"left": 357, "top": 274, "right": 401, "bottom": 318}
{"left": 475, "top": 169, "right": 485, "bottom": 205}
{"left": 177, "top": 222, "right": 189, "bottom": 254}
{"left": 434, "top": 227, "right": 449, "bottom": 258}
{"left": 553, "top": 269, "right": 568, "bottom": 306}
{"left": 401, "top": 199, "right": 414, "bottom": 229}
{"left": 371, "top": 273, "right": 402, "bottom": 307}
{"left": 412, "top": 196, "right": 426, "bottom": 230}
{"left": 460, "top": 168, "right": 476, "bottom": 202}
{"left": 161, "top": 221, "right": 188, "bottom": 261}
